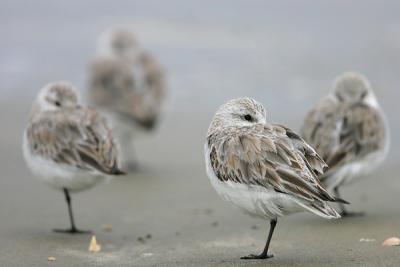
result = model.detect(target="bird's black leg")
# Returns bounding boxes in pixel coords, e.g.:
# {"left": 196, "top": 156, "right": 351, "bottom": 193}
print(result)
{"left": 53, "top": 188, "right": 91, "bottom": 234}
{"left": 241, "top": 219, "right": 277, "bottom": 260}
{"left": 334, "top": 187, "right": 364, "bottom": 217}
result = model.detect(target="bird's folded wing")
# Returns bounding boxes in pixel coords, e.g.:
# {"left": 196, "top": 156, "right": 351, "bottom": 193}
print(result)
{"left": 88, "top": 57, "right": 134, "bottom": 110}
{"left": 321, "top": 103, "right": 386, "bottom": 179}
{"left": 140, "top": 54, "right": 165, "bottom": 96}
{"left": 301, "top": 96, "right": 341, "bottom": 160}
{"left": 27, "top": 107, "right": 121, "bottom": 175}
{"left": 89, "top": 57, "right": 161, "bottom": 129}
{"left": 209, "top": 124, "right": 336, "bottom": 203}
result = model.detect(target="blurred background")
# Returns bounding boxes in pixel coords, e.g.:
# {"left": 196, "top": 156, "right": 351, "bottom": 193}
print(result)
{"left": 2, "top": 0, "right": 400, "bottom": 159}
{"left": 1, "top": 1, "right": 400, "bottom": 266}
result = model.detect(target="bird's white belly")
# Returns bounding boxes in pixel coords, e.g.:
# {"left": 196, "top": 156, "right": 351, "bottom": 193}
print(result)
{"left": 325, "top": 149, "right": 387, "bottom": 190}
{"left": 23, "top": 133, "right": 105, "bottom": 192}
{"left": 205, "top": 147, "right": 303, "bottom": 219}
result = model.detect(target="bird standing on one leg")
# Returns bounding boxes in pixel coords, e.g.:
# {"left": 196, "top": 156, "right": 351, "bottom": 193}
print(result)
{"left": 301, "top": 72, "right": 389, "bottom": 217}
{"left": 88, "top": 28, "right": 166, "bottom": 171}
{"left": 23, "top": 81, "right": 125, "bottom": 233}
{"left": 205, "top": 97, "right": 347, "bottom": 259}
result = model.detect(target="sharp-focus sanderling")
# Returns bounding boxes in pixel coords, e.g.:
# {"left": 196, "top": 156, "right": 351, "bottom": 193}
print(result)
{"left": 301, "top": 72, "right": 389, "bottom": 217}
{"left": 88, "top": 28, "right": 166, "bottom": 170}
{"left": 205, "top": 97, "right": 347, "bottom": 259}
{"left": 23, "top": 81, "right": 125, "bottom": 234}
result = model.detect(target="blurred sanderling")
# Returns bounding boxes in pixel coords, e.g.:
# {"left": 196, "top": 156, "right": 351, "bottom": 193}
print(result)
{"left": 23, "top": 81, "right": 125, "bottom": 234}
{"left": 205, "top": 97, "right": 347, "bottom": 259}
{"left": 88, "top": 28, "right": 166, "bottom": 170}
{"left": 302, "top": 72, "right": 389, "bottom": 216}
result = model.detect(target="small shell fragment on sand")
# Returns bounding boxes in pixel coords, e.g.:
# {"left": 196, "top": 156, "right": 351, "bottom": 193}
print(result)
{"left": 382, "top": 237, "right": 400, "bottom": 246}
{"left": 88, "top": 235, "right": 102, "bottom": 252}
{"left": 47, "top": 257, "right": 56, "bottom": 262}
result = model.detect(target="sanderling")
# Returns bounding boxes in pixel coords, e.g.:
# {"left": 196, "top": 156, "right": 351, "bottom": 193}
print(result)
{"left": 23, "top": 81, "right": 125, "bottom": 234}
{"left": 88, "top": 28, "right": 166, "bottom": 170}
{"left": 301, "top": 72, "right": 389, "bottom": 217}
{"left": 205, "top": 97, "right": 347, "bottom": 259}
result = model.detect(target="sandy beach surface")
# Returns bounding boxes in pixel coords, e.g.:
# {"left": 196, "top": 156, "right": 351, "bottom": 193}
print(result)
{"left": 0, "top": 104, "right": 399, "bottom": 267}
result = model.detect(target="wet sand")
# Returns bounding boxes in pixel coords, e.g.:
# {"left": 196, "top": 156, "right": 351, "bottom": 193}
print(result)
{"left": 0, "top": 104, "right": 399, "bottom": 267}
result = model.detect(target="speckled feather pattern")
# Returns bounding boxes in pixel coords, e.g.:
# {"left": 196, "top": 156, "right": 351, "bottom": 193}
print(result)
{"left": 26, "top": 106, "right": 120, "bottom": 175}
{"left": 301, "top": 72, "right": 389, "bottom": 188}
{"left": 88, "top": 32, "right": 165, "bottom": 130}
{"left": 205, "top": 98, "right": 343, "bottom": 219}
{"left": 23, "top": 82, "right": 124, "bottom": 192}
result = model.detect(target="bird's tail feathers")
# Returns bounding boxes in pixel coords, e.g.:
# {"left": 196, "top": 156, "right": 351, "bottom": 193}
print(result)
{"left": 297, "top": 200, "right": 341, "bottom": 219}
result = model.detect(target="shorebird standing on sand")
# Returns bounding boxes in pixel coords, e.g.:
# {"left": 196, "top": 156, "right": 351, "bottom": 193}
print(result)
{"left": 88, "top": 28, "right": 166, "bottom": 170}
{"left": 302, "top": 72, "right": 389, "bottom": 216}
{"left": 23, "top": 81, "right": 125, "bottom": 233}
{"left": 205, "top": 97, "right": 347, "bottom": 259}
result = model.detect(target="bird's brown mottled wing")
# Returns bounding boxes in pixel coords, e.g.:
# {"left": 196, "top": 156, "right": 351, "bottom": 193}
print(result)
{"left": 301, "top": 96, "right": 341, "bottom": 160}
{"left": 208, "top": 124, "right": 339, "bottom": 203}
{"left": 88, "top": 55, "right": 164, "bottom": 129}
{"left": 26, "top": 107, "right": 123, "bottom": 175}
{"left": 88, "top": 57, "right": 135, "bottom": 112}
{"left": 140, "top": 53, "right": 165, "bottom": 98}
{"left": 319, "top": 103, "right": 386, "bottom": 180}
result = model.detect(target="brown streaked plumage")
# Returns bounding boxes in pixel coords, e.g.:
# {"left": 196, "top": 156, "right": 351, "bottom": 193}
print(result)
{"left": 89, "top": 54, "right": 165, "bottom": 129}
{"left": 26, "top": 106, "right": 122, "bottom": 175}
{"left": 301, "top": 72, "right": 389, "bottom": 216}
{"left": 88, "top": 29, "right": 166, "bottom": 169}
{"left": 23, "top": 81, "right": 124, "bottom": 234}
{"left": 208, "top": 123, "right": 336, "bottom": 204}
{"left": 205, "top": 97, "right": 346, "bottom": 260}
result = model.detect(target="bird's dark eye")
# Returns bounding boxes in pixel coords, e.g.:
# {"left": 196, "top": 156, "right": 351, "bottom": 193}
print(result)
{"left": 360, "top": 91, "right": 368, "bottom": 99}
{"left": 244, "top": 114, "right": 252, "bottom": 121}
{"left": 55, "top": 101, "right": 61, "bottom": 107}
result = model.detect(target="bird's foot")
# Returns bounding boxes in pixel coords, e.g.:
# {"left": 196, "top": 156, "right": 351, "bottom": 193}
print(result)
{"left": 341, "top": 211, "right": 365, "bottom": 217}
{"left": 241, "top": 253, "right": 273, "bottom": 260}
{"left": 53, "top": 227, "right": 91, "bottom": 234}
